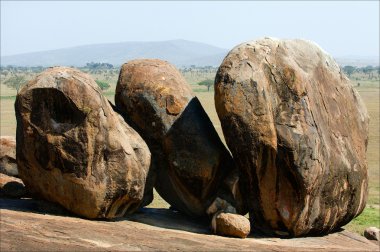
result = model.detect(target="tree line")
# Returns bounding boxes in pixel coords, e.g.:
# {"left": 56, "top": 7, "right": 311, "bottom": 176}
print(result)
{"left": 1, "top": 63, "right": 117, "bottom": 93}
{"left": 2, "top": 63, "right": 379, "bottom": 95}
{"left": 342, "top": 65, "right": 380, "bottom": 79}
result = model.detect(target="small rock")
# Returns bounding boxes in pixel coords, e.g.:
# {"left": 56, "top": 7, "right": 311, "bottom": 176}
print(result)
{"left": 0, "top": 136, "right": 18, "bottom": 177}
{"left": 364, "top": 227, "right": 380, "bottom": 241}
{"left": 207, "top": 197, "right": 237, "bottom": 216}
{"left": 0, "top": 173, "right": 26, "bottom": 198}
{"left": 211, "top": 212, "right": 250, "bottom": 238}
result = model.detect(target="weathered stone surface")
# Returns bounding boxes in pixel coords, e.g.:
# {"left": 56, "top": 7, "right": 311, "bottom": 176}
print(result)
{"left": 215, "top": 38, "right": 369, "bottom": 236}
{"left": 211, "top": 212, "right": 251, "bottom": 238}
{"left": 15, "top": 66, "right": 151, "bottom": 219}
{"left": 0, "top": 173, "right": 26, "bottom": 198}
{"left": 364, "top": 227, "right": 380, "bottom": 241}
{"left": 115, "top": 59, "right": 243, "bottom": 218}
{"left": 0, "top": 136, "right": 18, "bottom": 177}
{"left": 0, "top": 198, "right": 378, "bottom": 251}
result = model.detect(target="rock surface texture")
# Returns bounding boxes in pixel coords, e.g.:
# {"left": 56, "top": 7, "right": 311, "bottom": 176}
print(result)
{"left": 0, "top": 198, "right": 378, "bottom": 251}
{"left": 211, "top": 212, "right": 251, "bottom": 238}
{"left": 214, "top": 38, "right": 369, "bottom": 236}
{"left": 0, "top": 136, "right": 18, "bottom": 177}
{"left": 115, "top": 59, "right": 243, "bottom": 217}
{"left": 15, "top": 67, "right": 151, "bottom": 219}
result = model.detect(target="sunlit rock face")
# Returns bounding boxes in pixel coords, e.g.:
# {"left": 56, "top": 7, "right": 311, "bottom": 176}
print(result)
{"left": 215, "top": 38, "right": 369, "bottom": 236}
{"left": 15, "top": 67, "right": 151, "bottom": 219}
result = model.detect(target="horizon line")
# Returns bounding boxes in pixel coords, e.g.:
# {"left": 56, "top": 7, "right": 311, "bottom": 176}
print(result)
{"left": 1, "top": 39, "right": 379, "bottom": 59}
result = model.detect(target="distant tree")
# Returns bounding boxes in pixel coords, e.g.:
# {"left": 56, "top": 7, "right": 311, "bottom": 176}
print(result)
{"left": 376, "top": 66, "right": 380, "bottom": 75}
{"left": 95, "top": 80, "right": 110, "bottom": 90}
{"left": 86, "top": 62, "right": 113, "bottom": 70}
{"left": 198, "top": 79, "right": 214, "bottom": 91}
{"left": 362, "top": 65, "right": 374, "bottom": 79}
{"left": 4, "top": 75, "right": 27, "bottom": 94}
{"left": 1, "top": 70, "right": 9, "bottom": 77}
{"left": 342, "top": 65, "right": 356, "bottom": 77}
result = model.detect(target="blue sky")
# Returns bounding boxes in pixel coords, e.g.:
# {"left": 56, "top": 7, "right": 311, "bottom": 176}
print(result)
{"left": 1, "top": 1, "right": 379, "bottom": 57}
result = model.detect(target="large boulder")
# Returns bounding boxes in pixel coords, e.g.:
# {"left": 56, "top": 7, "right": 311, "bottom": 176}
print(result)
{"left": 0, "top": 136, "right": 18, "bottom": 177}
{"left": 15, "top": 67, "right": 151, "bottom": 219}
{"left": 115, "top": 59, "right": 244, "bottom": 218}
{"left": 214, "top": 38, "right": 369, "bottom": 236}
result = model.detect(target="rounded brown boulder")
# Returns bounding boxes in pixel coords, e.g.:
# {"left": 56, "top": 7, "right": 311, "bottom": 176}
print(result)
{"left": 115, "top": 59, "right": 244, "bottom": 217}
{"left": 15, "top": 67, "right": 151, "bottom": 219}
{"left": 211, "top": 212, "right": 251, "bottom": 238}
{"left": 215, "top": 38, "right": 369, "bottom": 236}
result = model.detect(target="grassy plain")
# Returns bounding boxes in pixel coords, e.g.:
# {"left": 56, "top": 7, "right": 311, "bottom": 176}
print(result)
{"left": 0, "top": 74, "right": 379, "bottom": 236}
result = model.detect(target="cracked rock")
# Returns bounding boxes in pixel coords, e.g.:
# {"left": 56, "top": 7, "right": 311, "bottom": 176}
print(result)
{"left": 115, "top": 59, "right": 245, "bottom": 218}
{"left": 214, "top": 38, "right": 369, "bottom": 236}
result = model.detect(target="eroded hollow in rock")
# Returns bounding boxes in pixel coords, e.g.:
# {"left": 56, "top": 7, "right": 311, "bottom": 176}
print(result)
{"left": 30, "top": 88, "right": 86, "bottom": 133}
{"left": 16, "top": 67, "right": 151, "bottom": 219}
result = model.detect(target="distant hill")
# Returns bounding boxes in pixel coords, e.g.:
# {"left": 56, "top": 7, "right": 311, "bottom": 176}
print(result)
{"left": 2, "top": 40, "right": 378, "bottom": 68}
{"left": 335, "top": 56, "right": 379, "bottom": 68}
{"left": 0, "top": 40, "right": 229, "bottom": 68}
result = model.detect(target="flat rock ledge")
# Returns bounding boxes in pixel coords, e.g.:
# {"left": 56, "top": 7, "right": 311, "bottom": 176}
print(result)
{"left": 0, "top": 198, "right": 378, "bottom": 251}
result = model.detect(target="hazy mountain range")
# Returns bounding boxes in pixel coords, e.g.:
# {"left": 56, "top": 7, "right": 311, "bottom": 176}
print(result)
{"left": 1, "top": 40, "right": 228, "bottom": 68}
{"left": 1, "top": 39, "right": 378, "bottom": 68}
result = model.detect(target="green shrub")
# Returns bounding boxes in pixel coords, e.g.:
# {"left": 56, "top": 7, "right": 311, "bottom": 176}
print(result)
{"left": 197, "top": 79, "right": 214, "bottom": 91}
{"left": 344, "top": 206, "right": 380, "bottom": 235}
{"left": 95, "top": 80, "right": 110, "bottom": 90}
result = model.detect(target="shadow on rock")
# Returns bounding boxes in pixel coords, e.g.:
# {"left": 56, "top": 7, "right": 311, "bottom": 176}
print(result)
{"left": 0, "top": 198, "right": 73, "bottom": 217}
{"left": 119, "top": 208, "right": 211, "bottom": 235}
{"left": 0, "top": 198, "right": 211, "bottom": 235}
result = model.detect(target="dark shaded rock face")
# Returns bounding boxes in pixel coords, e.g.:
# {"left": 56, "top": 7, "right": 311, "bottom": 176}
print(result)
{"left": 115, "top": 59, "right": 243, "bottom": 217}
{"left": 0, "top": 173, "right": 26, "bottom": 198}
{"left": 0, "top": 136, "right": 18, "bottom": 177}
{"left": 364, "top": 227, "right": 380, "bottom": 241}
{"left": 214, "top": 38, "right": 369, "bottom": 236}
{"left": 15, "top": 67, "right": 151, "bottom": 219}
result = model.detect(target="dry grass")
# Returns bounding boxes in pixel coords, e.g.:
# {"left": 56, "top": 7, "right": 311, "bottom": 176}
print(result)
{"left": 196, "top": 92, "right": 225, "bottom": 144}
{"left": 355, "top": 87, "right": 380, "bottom": 207}
{"left": 0, "top": 96, "right": 17, "bottom": 136}
{"left": 0, "top": 84, "right": 18, "bottom": 97}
